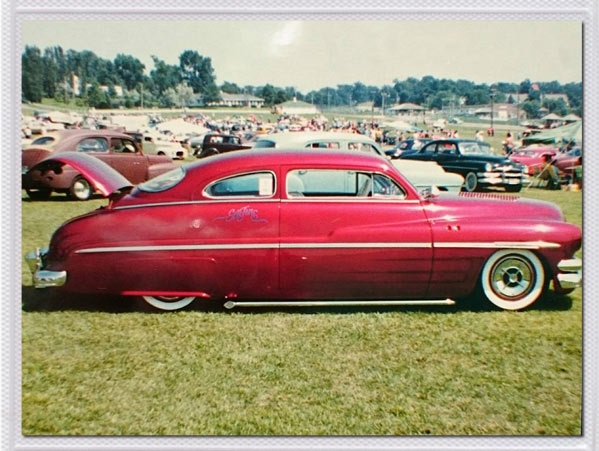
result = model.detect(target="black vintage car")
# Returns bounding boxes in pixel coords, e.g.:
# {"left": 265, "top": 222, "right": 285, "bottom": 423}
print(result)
{"left": 399, "top": 139, "right": 526, "bottom": 192}
{"left": 385, "top": 138, "right": 432, "bottom": 159}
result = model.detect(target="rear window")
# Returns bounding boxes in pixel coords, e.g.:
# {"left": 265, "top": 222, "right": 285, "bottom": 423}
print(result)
{"left": 138, "top": 167, "right": 185, "bottom": 192}
{"left": 254, "top": 140, "right": 276, "bottom": 149}
{"left": 30, "top": 136, "right": 56, "bottom": 146}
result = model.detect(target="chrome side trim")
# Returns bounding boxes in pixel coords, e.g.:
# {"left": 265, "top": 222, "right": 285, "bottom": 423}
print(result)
{"left": 74, "top": 240, "right": 560, "bottom": 254}
{"left": 114, "top": 199, "right": 280, "bottom": 211}
{"left": 76, "top": 243, "right": 280, "bottom": 254}
{"left": 224, "top": 299, "right": 456, "bottom": 309}
{"left": 435, "top": 240, "right": 561, "bottom": 250}
{"left": 281, "top": 242, "right": 431, "bottom": 249}
{"left": 75, "top": 242, "right": 430, "bottom": 254}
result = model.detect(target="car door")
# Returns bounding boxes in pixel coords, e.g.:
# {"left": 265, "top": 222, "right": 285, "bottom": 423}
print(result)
{"left": 279, "top": 167, "right": 433, "bottom": 300}
{"left": 107, "top": 137, "right": 148, "bottom": 184}
{"left": 187, "top": 170, "right": 281, "bottom": 299}
{"left": 432, "top": 142, "right": 460, "bottom": 171}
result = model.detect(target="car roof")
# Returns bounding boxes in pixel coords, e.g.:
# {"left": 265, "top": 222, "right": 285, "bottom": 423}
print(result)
{"left": 185, "top": 149, "right": 393, "bottom": 174}
{"left": 24, "top": 128, "right": 136, "bottom": 151}
{"left": 255, "top": 131, "right": 377, "bottom": 145}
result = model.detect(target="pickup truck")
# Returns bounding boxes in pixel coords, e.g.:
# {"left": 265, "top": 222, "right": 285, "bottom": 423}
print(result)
{"left": 193, "top": 133, "right": 252, "bottom": 158}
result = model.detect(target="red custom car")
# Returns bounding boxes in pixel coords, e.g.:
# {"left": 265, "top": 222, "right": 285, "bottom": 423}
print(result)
{"left": 554, "top": 147, "right": 582, "bottom": 175}
{"left": 509, "top": 147, "right": 557, "bottom": 176}
{"left": 25, "top": 150, "right": 582, "bottom": 312}
{"left": 22, "top": 129, "right": 178, "bottom": 200}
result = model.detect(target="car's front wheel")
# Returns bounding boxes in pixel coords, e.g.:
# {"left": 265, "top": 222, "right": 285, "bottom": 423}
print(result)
{"left": 141, "top": 295, "right": 197, "bottom": 311}
{"left": 69, "top": 176, "right": 93, "bottom": 201}
{"left": 463, "top": 172, "right": 478, "bottom": 192}
{"left": 480, "top": 249, "right": 546, "bottom": 310}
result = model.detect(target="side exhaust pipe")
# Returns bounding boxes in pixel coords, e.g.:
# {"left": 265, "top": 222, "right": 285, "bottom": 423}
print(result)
{"left": 224, "top": 299, "right": 456, "bottom": 310}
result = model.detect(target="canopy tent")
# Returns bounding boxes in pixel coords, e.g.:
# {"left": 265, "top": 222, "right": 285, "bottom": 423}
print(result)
{"left": 108, "top": 115, "right": 150, "bottom": 131}
{"left": 155, "top": 118, "right": 209, "bottom": 135}
{"left": 521, "top": 121, "right": 582, "bottom": 146}
{"left": 563, "top": 113, "right": 582, "bottom": 123}
{"left": 38, "top": 110, "right": 80, "bottom": 125}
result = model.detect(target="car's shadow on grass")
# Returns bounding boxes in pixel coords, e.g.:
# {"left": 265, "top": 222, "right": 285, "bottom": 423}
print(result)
{"left": 22, "top": 286, "right": 135, "bottom": 313}
{"left": 21, "top": 285, "right": 575, "bottom": 314}
{"left": 21, "top": 194, "right": 105, "bottom": 203}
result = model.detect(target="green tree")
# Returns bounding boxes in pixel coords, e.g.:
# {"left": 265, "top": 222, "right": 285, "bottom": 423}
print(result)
{"left": 114, "top": 54, "right": 145, "bottom": 91}
{"left": 86, "top": 83, "right": 110, "bottom": 108}
{"left": 149, "top": 56, "right": 181, "bottom": 97}
{"left": 22, "top": 46, "right": 44, "bottom": 102}
{"left": 164, "top": 82, "right": 194, "bottom": 108}
{"left": 179, "top": 50, "right": 220, "bottom": 101}
{"left": 221, "top": 81, "right": 242, "bottom": 94}
{"left": 521, "top": 100, "right": 542, "bottom": 119}
{"left": 41, "top": 48, "right": 58, "bottom": 98}
{"left": 543, "top": 97, "right": 569, "bottom": 116}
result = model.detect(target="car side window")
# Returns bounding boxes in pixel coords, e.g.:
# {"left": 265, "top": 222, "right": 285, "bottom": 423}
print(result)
{"left": 205, "top": 172, "right": 275, "bottom": 198}
{"left": 110, "top": 138, "right": 137, "bottom": 153}
{"left": 307, "top": 141, "right": 340, "bottom": 149}
{"left": 440, "top": 143, "right": 458, "bottom": 155}
{"left": 286, "top": 170, "right": 405, "bottom": 199}
{"left": 76, "top": 137, "right": 109, "bottom": 153}
{"left": 348, "top": 142, "right": 380, "bottom": 154}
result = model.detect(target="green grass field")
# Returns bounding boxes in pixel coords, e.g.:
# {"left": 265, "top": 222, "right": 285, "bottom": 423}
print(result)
{"left": 20, "top": 183, "right": 583, "bottom": 436}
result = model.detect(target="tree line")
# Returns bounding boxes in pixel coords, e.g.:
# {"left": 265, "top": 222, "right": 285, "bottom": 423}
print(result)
{"left": 22, "top": 45, "right": 582, "bottom": 118}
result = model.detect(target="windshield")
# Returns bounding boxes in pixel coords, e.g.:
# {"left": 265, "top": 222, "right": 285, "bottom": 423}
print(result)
{"left": 460, "top": 142, "right": 493, "bottom": 155}
{"left": 138, "top": 166, "right": 185, "bottom": 192}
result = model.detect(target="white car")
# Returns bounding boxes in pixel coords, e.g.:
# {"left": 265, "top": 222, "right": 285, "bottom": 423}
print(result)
{"left": 254, "top": 131, "right": 464, "bottom": 193}
{"left": 392, "top": 160, "right": 465, "bottom": 193}
{"left": 253, "top": 131, "right": 384, "bottom": 155}
{"left": 142, "top": 134, "right": 188, "bottom": 160}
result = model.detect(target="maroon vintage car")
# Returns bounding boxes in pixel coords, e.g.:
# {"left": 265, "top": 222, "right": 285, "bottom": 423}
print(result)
{"left": 25, "top": 150, "right": 582, "bottom": 312}
{"left": 508, "top": 146, "right": 557, "bottom": 176}
{"left": 22, "top": 129, "right": 178, "bottom": 200}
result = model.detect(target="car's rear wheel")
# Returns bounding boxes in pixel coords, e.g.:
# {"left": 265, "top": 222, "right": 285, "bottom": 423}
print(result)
{"left": 25, "top": 188, "right": 52, "bottom": 200}
{"left": 463, "top": 172, "right": 478, "bottom": 192}
{"left": 480, "top": 249, "right": 545, "bottom": 310}
{"left": 69, "top": 176, "right": 93, "bottom": 201}
{"left": 141, "top": 295, "right": 197, "bottom": 311}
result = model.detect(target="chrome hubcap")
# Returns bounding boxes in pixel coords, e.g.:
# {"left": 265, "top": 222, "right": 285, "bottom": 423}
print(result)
{"left": 491, "top": 258, "right": 534, "bottom": 300}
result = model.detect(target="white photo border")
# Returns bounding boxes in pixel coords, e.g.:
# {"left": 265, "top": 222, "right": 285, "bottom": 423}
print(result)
{"left": 2, "top": 1, "right": 597, "bottom": 450}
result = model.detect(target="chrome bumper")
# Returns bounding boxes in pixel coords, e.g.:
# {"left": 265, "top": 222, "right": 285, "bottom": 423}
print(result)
{"left": 25, "top": 247, "right": 67, "bottom": 288}
{"left": 557, "top": 257, "right": 582, "bottom": 289}
{"left": 478, "top": 171, "right": 525, "bottom": 186}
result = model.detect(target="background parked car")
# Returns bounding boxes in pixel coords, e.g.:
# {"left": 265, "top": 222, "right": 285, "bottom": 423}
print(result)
{"left": 554, "top": 146, "right": 582, "bottom": 175}
{"left": 22, "top": 129, "right": 178, "bottom": 200}
{"left": 385, "top": 138, "right": 432, "bottom": 159}
{"left": 253, "top": 131, "right": 385, "bottom": 156}
{"left": 194, "top": 133, "right": 252, "bottom": 158}
{"left": 400, "top": 139, "right": 526, "bottom": 192}
{"left": 139, "top": 134, "right": 188, "bottom": 160}
{"left": 509, "top": 146, "right": 557, "bottom": 176}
